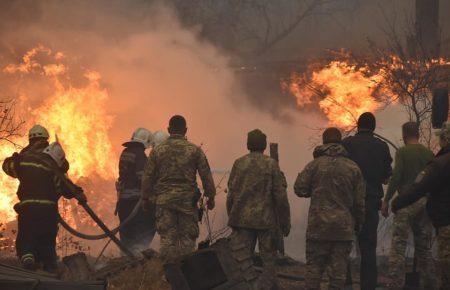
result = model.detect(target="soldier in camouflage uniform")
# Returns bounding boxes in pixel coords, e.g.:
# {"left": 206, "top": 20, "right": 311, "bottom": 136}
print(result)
{"left": 382, "top": 122, "right": 437, "bottom": 289}
{"left": 393, "top": 122, "right": 450, "bottom": 290}
{"left": 227, "top": 129, "right": 291, "bottom": 290}
{"left": 141, "top": 115, "right": 216, "bottom": 286}
{"left": 294, "top": 128, "right": 365, "bottom": 290}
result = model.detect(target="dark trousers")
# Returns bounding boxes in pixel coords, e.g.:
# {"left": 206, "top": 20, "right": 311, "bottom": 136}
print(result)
{"left": 117, "top": 198, "right": 156, "bottom": 252}
{"left": 358, "top": 196, "right": 380, "bottom": 290}
{"left": 16, "top": 204, "right": 58, "bottom": 272}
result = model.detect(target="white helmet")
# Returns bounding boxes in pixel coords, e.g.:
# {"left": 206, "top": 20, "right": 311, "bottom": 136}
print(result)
{"left": 151, "top": 130, "right": 169, "bottom": 148}
{"left": 130, "top": 128, "right": 153, "bottom": 149}
{"left": 43, "top": 142, "right": 66, "bottom": 167}
{"left": 29, "top": 124, "right": 50, "bottom": 140}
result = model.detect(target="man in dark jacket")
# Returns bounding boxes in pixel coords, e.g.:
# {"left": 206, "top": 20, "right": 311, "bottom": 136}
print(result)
{"left": 116, "top": 128, "right": 163, "bottom": 255}
{"left": 342, "top": 112, "right": 393, "bottom": 290}
{"left": 392, "top": 121, "right": 450, "bottom": 289}
{"left": 2, "top": 142, "right": 86, "bottom": 273}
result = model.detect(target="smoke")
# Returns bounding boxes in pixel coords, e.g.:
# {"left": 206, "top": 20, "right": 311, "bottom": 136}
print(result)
{"left": 0, "top": 0, "right": 320, "bottom": 260}
{"left": 0, "top": 0, "right": 417, "bottom": 260}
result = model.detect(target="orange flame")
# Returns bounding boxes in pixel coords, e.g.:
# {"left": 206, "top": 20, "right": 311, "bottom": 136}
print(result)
{"left": 286, "top": 60, "right": 394, "bottom": 128}
{"left": 36, "top": 71, "right": 116, "bottom": 179}
{"left": 0, "top": 46, "right": 117, "bottom": 224}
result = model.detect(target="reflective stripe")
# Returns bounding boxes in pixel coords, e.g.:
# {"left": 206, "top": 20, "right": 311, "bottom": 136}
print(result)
{"left": 19, "top": 199, "right": 56, "bottom": 206}
{"left": 118, "top": 189, "right": 141, "bottom": 199}
{"left": 9, "top": 162, "right": 17, "bottom": 175}
{"left": 4, "top": 161, "right": 17, "bottom": 177}
{"left": 20, "top": 162, "right": 52, "bottom": 171}
{"left": 21, "top": 253, "right": 35, "bottom": 262}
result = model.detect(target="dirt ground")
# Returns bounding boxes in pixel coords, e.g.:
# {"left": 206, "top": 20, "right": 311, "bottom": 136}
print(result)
{"left": 106, "top": 258, "right": 170, "bottom": 290}
{"left": 0, "top": 254, "right": 396, "bottom": 290}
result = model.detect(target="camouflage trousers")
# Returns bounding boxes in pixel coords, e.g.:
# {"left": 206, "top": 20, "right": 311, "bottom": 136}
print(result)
{"left": 155, "top": 207, "right": 199, "bottom": 264}
{"left": 388, "top": 199, "right": 437, "bottom": 288}
{"left": 229, "top": 227, "right": 277, "bottom": 290}
{"left": 305, "top": 239, "right": 352, "bottom": 290}
{"left": 437, "top": 225, "right": 450, "bottom": 290}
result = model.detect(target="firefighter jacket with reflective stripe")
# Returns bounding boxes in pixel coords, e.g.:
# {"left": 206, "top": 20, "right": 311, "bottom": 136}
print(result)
{"left": 20, "top": 139, "right": 49, "bottom": 155}
{"left": 117, "top": 142, "right": 147, "bottom": 199}
{"left": 2, "top": 152, "right": 80, "bottom": 203}
{"left": 19, "top": 139, "right": 70, "bottom": 173}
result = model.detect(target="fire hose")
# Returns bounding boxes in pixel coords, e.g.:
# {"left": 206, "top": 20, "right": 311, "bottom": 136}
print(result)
{"left": 57, "top": 197, "right": 142, "bottom": 240}
{"left": 58, "top": 199, "right": 139, "bottom": 260}
{"left": 80, "top": 200, "right": 137, "bottom": 259}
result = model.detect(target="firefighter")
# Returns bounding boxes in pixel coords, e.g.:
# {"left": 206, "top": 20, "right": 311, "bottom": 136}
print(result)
{"left": 22, "top": 124, "right": 50, "bottom": 154}
{"left": 2, "top": 142, "right": 86, "bottom": 273}
{"left": 116, "top": 128, "right": 168, "bottom": 255}
{"left": 21, "top": 124, "right": 69, "bottom": 172}
{"left": 151, "top": 130, "right": 170, "bottom": 148}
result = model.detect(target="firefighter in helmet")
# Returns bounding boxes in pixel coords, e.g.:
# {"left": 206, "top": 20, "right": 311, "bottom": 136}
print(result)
{"left": 116, "top": 128, "right": 169, "bottom": 255}
{"left": 2, "top": 142, "right": 86, "bottom": 273}
{"left": 23, "top": 124, "right": 50, "bottom": 154}
{"left": 21, "top": 124, "right": 69, "bottom": 172}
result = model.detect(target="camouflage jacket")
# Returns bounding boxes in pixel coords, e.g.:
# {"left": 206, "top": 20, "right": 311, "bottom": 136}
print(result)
{"left": 141, "top": 135, "right": 216, "bottom": 216}
{"left": 294, "top": 143, "right": 365, "bottom": 241}
{"left": 226, "top": 152, "right": 291, "bottom": 232}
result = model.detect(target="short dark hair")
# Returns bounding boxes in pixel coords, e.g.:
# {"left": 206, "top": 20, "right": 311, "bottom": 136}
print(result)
{"left": 402, "top": 121, "right": 419, "bottom": 139}
{"left": 357, "top": 112, "right": 376, "bottom": 131}
{"left": 322, "top": 127, "right": 342, "bottom": 144}
{"left": 247, "top": 129, "right": 267, "bottom": 152}
{"left": 169, "top": 115, "right": 187, "bottom": 133}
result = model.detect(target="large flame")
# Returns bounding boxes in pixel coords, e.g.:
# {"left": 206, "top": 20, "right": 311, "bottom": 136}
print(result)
{"left": 36, "top": 71, "right": 116, "bottom": 179}
{"left": 286, "top": 60, "right": 393, "bottom": 128}
{"left": 286, "top": 53, "right": 450, "bottom": 129}
{"left": 0, "top": 46, "right": 117, "bottom": 224}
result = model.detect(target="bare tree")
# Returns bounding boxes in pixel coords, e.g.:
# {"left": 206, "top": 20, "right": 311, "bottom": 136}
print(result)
{"left": 0, "top": 99, "right": 24, "bottom": 146}
{"left": 172, "top": 0, "right": 347, "bottom": 56}
{"left": 368, "top": 6, "right": 450, "bottom": 148}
